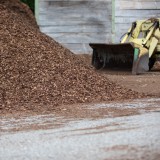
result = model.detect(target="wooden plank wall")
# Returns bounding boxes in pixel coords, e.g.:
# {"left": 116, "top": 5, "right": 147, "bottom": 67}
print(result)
{"left": 114, "top": 0, "right": 160, "bottom": 42}
{"left": 38, "top": 0, "right": 112, "bottom": 54}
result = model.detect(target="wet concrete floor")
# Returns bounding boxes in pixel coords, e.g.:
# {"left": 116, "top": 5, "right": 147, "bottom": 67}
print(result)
{"left": 1, "top": 98, "right": 160, "bottom": 160}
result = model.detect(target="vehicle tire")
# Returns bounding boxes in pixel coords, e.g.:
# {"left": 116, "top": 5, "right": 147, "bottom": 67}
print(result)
{"left": 149, "top": 58, "right": 156, "bottom": 70}
{"left": 92, "top": 50, "right": 103, "bottom": 69}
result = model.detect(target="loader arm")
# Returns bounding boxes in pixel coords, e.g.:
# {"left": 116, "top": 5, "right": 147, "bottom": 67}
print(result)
{"left": 121, "top": 22, "right": 137, "bottom": 43}
{"left": 130, "top": 19, "right": 160, "bottom": 73}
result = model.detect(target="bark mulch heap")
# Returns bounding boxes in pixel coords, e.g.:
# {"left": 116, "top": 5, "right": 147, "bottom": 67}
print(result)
{"left": 0, "top": 0, "right": 144, "bottom": 114}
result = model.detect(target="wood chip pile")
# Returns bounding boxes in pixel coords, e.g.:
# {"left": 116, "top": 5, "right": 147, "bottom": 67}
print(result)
{"left": 0, "top": 0, "right": 143, "bottom": 114}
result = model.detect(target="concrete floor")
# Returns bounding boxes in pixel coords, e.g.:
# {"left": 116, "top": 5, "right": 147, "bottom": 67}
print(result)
{"left": 1, "top": 99, "right": 160, "bottom": 160}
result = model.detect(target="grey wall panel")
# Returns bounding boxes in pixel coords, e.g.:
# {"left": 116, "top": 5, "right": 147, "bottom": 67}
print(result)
{"left": 38, "top": 0, "right": 112, "bottom": 54}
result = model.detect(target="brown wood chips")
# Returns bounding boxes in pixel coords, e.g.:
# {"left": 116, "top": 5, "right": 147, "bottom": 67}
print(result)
{"left": 0, "top": 0, "right": 143, "bottom": 114}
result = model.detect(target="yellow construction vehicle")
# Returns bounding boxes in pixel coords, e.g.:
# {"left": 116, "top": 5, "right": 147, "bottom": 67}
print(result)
{"left": 89, "top": 18, "right": 160, "bottom": 74}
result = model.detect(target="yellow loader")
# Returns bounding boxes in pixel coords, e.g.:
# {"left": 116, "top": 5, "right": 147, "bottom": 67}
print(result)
{"left": 89, "top": 18, "right": 160, "bottom": 74}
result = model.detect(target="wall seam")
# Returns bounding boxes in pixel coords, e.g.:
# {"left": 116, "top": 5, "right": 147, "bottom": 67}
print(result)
{"left": 112, "top": 0, "right": 115, "bottom": 43}
{"left": 35, "top": 0, "right": 39, "bottom": 24}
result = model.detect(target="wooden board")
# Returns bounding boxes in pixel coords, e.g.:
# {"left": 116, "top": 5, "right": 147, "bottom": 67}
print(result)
{"left": 38, "top": 0, "right": 112, "bottom": 54}
{"left": 47, "top": 32, "right": 111, "bottom": 43}
{"left": 40, "top": 24, "right": 111, "bottom": 33}
{"left": 116, "top": 0, "right": 160, "bottom": 10}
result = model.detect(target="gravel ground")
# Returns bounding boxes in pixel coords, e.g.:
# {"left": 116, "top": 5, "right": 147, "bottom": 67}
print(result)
{"left": 1, "top": 98, "right": 160, "bottom": 160}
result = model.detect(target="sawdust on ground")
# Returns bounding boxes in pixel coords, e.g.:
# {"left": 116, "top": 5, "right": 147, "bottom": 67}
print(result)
{"left": 0, "top": 0, "right": 147, "bottom": 115}
{"left": 80, "top": 54, "right": 160, "bottom": 96}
